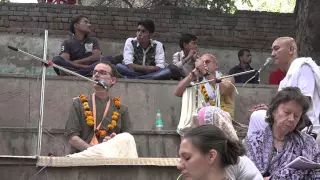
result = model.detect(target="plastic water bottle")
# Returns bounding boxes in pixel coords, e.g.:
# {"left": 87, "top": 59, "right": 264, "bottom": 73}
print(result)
{"left": 155, "top": 109, "right": 163, "bottom": 131}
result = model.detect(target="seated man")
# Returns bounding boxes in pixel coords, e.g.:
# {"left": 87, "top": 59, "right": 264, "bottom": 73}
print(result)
{"left": 64, "top": 61, "right": 137, "bottom": 158}
{"left": 229, "top": 49, "right": 259, "bottom": 84}
{"left": 168, "top": 33, "right": 198, "bottom": 80}
{"left": 248, "top": 37, "right": 320, "bottom": 138}
{"left": 269, "top": 68, "right": 285, "bottom": 85}
{"left": 116, "top": 19, "right": 171, "bottom": 80}
{"left": 174, "top": 54, "right": 237, "bottom": 136}
{"left": 52, "top": 15, "right": 101, "bottom": 77}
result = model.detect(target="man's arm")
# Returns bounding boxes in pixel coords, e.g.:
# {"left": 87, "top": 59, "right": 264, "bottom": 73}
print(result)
{"left": 297, "top": 65, "right": 315, "bottom": 101}
{"left": 73, "top": 38, "right": 101, "bottom": 65}
{"left": 172, "top": 52, "right": 183, "bottom": 68}
{"left": 68, "top": 136, "right": 90, "bottom": 151}
{"left": 60, "top": 38, "right": 101, "bottom": 67}
{"left": 123, "top": 38, "right": 158, "bottom": 73}
{"left": 174, "top": 71, "right": 195, "bottom": 97}
{"left": 205, "top": 73, "right": 235, "bottom": 96}
{"left": 154, "top": 41, "right": 166, "bottom": 69}
{"left": 128, "top": 64, "right": 159, "bottom": 73}
{"left": 64, "top": 98, "right": 90, "bottom": 151}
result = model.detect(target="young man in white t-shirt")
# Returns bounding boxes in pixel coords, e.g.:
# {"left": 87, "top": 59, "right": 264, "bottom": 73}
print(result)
{"left": 247, "top": 37, "right": 320, "bottom": 137}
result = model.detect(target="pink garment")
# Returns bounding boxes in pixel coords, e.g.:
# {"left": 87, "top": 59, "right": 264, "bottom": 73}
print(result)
{"left": 198, "top": 107, "right": 206, "bottom": 125}
{"left": 197, "top": 106, "right": 239, "bottom": 140}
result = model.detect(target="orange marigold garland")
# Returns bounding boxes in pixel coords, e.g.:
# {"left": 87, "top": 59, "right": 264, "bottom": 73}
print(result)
{"left": 80, "top": 94, "right": 121, "bottom": 139}
{"left": 199, "top": 85, "right": 227, "bottom": 111}
{"left": 79, "top": 94, "right": 94, "bottom": 127}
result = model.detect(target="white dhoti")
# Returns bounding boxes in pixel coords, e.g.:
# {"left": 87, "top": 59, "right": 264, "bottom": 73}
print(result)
{"left": 67, "top": 132, "right": 138, "bottom": 158}
{"left": 247, "top": 110, "right": 268, "bottom": 137}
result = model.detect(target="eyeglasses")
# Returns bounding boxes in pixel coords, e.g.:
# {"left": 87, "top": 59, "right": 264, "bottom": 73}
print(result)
{"left": 91, "top": 70, "right": 112, "bottom": 76}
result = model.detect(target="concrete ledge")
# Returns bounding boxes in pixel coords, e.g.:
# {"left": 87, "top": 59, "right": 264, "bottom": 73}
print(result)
{"left": 0, "top": 127, "right": 246, "bottom": 158}
{"left": 0, "top": 127, "right": 181, "bottom": 158}
{"left": 0, "top": 156, "right": 180, "bottom": 180}
{"left": 0, "top": 74, "right": 278, "bottom": 131}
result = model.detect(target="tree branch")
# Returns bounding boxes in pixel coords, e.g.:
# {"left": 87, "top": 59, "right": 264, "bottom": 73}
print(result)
{"left": 122, "top": 0, "right": 133, "bottom": 8}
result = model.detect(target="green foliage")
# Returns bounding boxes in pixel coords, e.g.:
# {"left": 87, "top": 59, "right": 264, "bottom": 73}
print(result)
{"left": 237, "top": 0, "right": 296, "bottom": 13}
{"left": 195, "top": 0, "right": 253, "bottom": 13}
{"left": 0, "top": 0, "right": 10, "bottom": 2}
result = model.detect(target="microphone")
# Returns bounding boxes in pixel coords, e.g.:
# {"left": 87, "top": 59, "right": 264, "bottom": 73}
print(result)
{"left": 257, "top": 57, "right": 273, "bottom": 74}
{"left": 242, "top": 57, "right": 273, "bottom": 87}
{"left": 8, "top": 45, "right": 18, "bottom": 51}
{"left": 96, "top": 80, "right": 109, "bottom": 91}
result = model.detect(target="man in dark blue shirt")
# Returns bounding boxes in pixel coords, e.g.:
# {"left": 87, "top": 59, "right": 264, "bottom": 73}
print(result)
{"left": 52, "top": 15, "right": 101, "bottom": 77}
{"left": 228, "top": 49, "right": 259, "bottom": 84}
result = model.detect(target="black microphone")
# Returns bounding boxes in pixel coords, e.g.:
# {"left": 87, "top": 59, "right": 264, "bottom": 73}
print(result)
{"left": 97, "top": 80, "right": 108, "bottom": 90}
{"left": 8, "top": 45, "right": 18, "bottom": 51}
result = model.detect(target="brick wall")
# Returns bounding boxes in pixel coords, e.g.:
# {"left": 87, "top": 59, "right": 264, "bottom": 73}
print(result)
{"left": 0, "top": 3, "right": 295, "bottom": 50}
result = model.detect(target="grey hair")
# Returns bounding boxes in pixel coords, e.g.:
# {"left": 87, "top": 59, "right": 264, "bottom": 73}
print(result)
{"left": 265, "top": 87, "right": 309, "bottom": 129}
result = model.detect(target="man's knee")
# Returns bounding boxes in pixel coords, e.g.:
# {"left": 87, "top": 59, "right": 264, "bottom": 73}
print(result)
{"left": 115, "top": 63, "right": 129, "bottom": 72}
{"left": 52, "top": 56, "right": 65, "bottom": 65}
{"left": 156, "top": 68, "right": 171, "bottom": 79}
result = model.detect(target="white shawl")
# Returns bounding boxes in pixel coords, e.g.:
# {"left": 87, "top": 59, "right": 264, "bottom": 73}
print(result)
{"left": 279, "top": 57, "right": 320, "bottom": 131}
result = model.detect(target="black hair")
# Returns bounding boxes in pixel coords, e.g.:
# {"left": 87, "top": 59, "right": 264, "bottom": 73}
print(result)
{"left": 69, "top": 15, "right": 88, "bottom": 34}
{"left": 137, "top": 19, "right": 155, "bottom": 33}
{"left": 237, "top": 49, "right": 250, "bottom": 60}
{"left": 179, "top": 34, "right": 197, "bottom": 49}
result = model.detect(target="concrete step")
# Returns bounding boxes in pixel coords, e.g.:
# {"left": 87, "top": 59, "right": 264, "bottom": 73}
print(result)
{"left": 0, "top": 156, "right": 180, "bottom": 180}
{"left": 0, "top": 127, "right": 247, "bottom": 157}
{"left": 0, "top": 127, "right": 181, "bottom": 158}
{"left": 0, "top": 74, "right": 278, "bottom": 132}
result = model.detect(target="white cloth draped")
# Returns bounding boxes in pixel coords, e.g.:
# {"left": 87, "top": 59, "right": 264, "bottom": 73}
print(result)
{"left": 278, "top": 57, "right": 320, "bottom": 133}
{"left": 176, "top": 71, "right": 222, "bottom": 136}
{"left": 67, "top": 132, "right": 138, "bottom": 158}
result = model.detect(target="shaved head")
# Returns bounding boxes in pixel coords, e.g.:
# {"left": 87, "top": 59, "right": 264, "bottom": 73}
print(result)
{"left": 271, "top": 37, "right": 298, "bottom": 72}
{"left": 273, "top": 37, "right": 297, "bottom": 54}
{"left": 200, "top": 53, "right": 217, "bottom": 62}
{"left": 198, "top": 53, "right": 219, "bottom": 73}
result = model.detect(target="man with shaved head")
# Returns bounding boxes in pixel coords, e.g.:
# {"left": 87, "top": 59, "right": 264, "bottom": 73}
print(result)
{"left": 174, "top": 53, "right": 238, "bottom": 136}
{"left": 247, "top": 37, "right": 320, "bottom": 138}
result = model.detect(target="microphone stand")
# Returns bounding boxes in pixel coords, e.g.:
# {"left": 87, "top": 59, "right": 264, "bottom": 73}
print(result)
{"left": 7, "top": 45, "right": 108, "bottom": 90}
{"left": 187, "top": 69, "right": 256, "bottom": 87}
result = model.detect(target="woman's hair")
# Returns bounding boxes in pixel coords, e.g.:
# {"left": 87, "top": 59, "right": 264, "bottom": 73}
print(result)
{"left": 266, "top": 87, "right": 310, "bottom": 129}
{"left": 184, "top": 125, "right": 245, "bottom": 168}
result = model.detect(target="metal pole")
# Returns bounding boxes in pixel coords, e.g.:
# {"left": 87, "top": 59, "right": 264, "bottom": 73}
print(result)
{"left": 7, "top": 46, "right": 108, "bottom": 90}
{"left": 36, "top": 30, "right": 48, "bottom": 157}
{"left": 8, "top": 46, "right": 97, "bottom": 84}
{"left": 188, "top": 69, "right": 256, "bottom": 87}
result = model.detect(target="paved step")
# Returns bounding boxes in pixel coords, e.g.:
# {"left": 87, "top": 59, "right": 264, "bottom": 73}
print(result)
{"left": 0, "top": 127, "right": 247, "bottom": 157}
{"left": 0, "top": 156, "right": 180, "bottom": 180}
{"left": 0, "top": 127, "right": 180, "bottom": 157}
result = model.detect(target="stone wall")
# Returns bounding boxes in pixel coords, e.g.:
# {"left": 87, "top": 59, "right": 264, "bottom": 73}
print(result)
{"left": 0, "top": 3, "right": 295, "bottom": 83}
{"left": 0, "top": 3, "right": 295, "bottom": 50}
